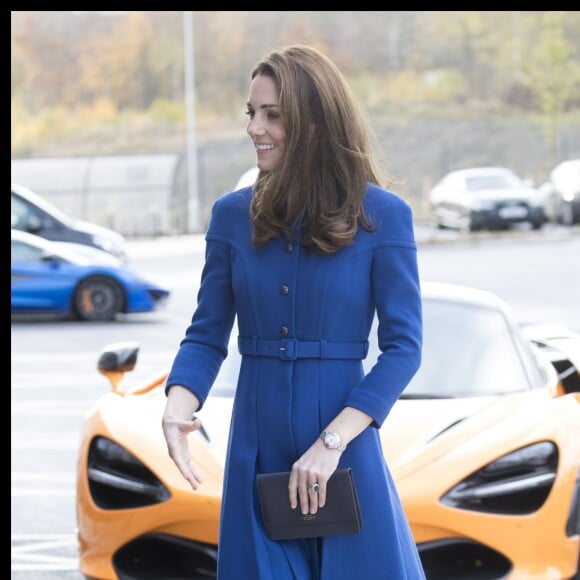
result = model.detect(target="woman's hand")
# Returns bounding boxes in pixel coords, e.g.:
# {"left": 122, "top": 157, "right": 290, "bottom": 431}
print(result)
{"left": 288, "top": 407, "right": 373, "bottom": 515}
{"left": 288, "top": 439, "right": 341, "bottom": 515}
{"left": 162, "top": 385, "right": 202, "bottom": 490}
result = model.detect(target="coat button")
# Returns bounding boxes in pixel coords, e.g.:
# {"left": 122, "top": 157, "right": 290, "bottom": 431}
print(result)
{"left": 286, "top": 243, "right": 294, "bottom": 253}
{"left": 280, "top": 326, "right": 289, "bottom": 336}
{"left": 281, "top": 285, "right": 289, "bottom": 295}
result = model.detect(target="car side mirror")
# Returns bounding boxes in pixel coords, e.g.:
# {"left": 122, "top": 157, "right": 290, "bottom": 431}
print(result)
{"left": 41, "top": 252, "right": 62, "bottom": 266}
{"left": 97, "top": 342, "right": 140, "bottom": 394}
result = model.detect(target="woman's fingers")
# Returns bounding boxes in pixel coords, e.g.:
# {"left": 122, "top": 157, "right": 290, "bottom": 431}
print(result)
{"left": 162, "top": 414, "right": 203, "bottom": 490}
{"left": 289, "top": 467, "right": 328, "bottom": 514}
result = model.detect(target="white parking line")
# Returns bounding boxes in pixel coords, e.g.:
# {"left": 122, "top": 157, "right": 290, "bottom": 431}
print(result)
{"left": 13, "top": 489, "right": 76, "bottom": 497}
{"left": 11, "top": 400, "right": 92, "bottom": 415}
{"left": 11, "top": 432, "right": 81, "bottom": 449}
{"left": 12, "top": 472, "right": 76, "bottom": 496}
{"left": 12, "top": 534, "right": 79, "bottom": 571}
{"left": 13, "top": 472, "right": 75, "bottom": 482}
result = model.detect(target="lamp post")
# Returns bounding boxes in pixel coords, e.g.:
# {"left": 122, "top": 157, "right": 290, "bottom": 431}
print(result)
{"left": 183, "top": 10, "right": 200, "bottom": 232}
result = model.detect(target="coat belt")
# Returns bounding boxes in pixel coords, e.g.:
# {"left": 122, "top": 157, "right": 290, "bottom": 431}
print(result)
{"left": 237, "top": 337, "right": 369, "bottom": 361}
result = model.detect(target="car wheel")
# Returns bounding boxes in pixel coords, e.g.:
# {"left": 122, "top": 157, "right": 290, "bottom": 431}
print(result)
{"left": 460, "top": 214, "right": 476, "bottom": 233}
{"left": 72, "top": 275, "right": 124, "bottom": 321}
{"left": 432, "top": 215, "right": 445, "bottom": 230}
{"left": 561, "top": 201, "right": 574, "bottom": 226}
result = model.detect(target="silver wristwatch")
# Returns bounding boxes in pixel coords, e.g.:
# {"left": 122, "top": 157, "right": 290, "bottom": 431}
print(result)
{"left": 320, "top": 431, "right": 347, "bottom": 452}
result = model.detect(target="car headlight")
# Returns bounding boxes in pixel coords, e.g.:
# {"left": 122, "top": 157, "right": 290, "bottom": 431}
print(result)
{"left": 561, "top": 186, "right": 579, "bottom": 203}
{"left": 441, "top": 441, "right": 558, "bottom": 515}
{"left": 87, "top": 436, "right": 170, "bottom": 509}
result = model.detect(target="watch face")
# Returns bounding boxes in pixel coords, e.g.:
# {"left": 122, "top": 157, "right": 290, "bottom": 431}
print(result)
{"left": 324, "top": 432, "right": 340, "bottom": 448}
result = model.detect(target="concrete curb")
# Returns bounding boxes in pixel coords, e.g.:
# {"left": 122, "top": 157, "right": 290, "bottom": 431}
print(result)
{"left": 126, "top": 223, "right": 579, "bottom": 260}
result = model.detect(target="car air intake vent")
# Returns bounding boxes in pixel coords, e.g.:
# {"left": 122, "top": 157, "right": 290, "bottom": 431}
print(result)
{"left": 426, "top": 418, "right": 468, "bottom": 443}
{"left": 417, "top": 538, "right": 511, "bottom": 579}
{"left": 87, "top": 436, "right": 170, "bottom": 509}
{"left": 113, "top": 534, "right": 218, "bottom": 579}
{"left": 552, "top": 358, "right": 580, "bottom": 394}
{"left": 441, "top": 441, "right": 558, "bottom": 515}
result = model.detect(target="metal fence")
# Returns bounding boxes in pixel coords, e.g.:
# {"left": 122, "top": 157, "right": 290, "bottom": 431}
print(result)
{"left": 12, "top": 153, "right": 184, "bottom": 237}
{"left": 11, "top": 116, "right": 580, "bottom": 238}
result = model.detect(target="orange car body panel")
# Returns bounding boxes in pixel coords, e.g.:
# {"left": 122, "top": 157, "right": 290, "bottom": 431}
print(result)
{"left": 77, "top": 374, "right": 580, "bottom": 579}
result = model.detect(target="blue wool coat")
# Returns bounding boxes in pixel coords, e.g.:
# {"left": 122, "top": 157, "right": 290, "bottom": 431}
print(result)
{"left": 166, "top": 183, "right": 425, "bottom": 579}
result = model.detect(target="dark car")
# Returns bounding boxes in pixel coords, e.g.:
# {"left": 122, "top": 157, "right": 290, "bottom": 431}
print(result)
{"left": 11, "top": 183, "right": 127, "bottom": 261}
{"left": 429, "top": 167, "right": 547, "bottom": 232}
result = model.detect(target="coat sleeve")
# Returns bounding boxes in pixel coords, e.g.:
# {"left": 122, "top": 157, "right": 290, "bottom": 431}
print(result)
{"left": 343, "top": 200, "right": 422, "bottom": 428}
{"left": 164, "top": 198, "right": 236, "bottom": 409}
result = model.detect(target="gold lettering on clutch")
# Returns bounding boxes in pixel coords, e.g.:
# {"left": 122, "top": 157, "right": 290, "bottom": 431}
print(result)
{"left": 301, "top": 514, "right": 317, "bottom": 521}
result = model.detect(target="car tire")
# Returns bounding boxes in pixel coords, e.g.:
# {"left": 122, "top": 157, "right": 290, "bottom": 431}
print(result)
{"left": 461, "top": 214, "right": 477, "bottom": 233}
{"left": 432, "top": 214, "right": 445, "bottom": 230}
{"left": 561, "top": 201, "right": 574, "bottom": 226}
{"left": 72, "top": 275, "right": 124, "bottom": 321}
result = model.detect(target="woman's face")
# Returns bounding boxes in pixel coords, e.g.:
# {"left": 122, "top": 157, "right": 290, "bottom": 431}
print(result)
{"left": 246, "top": 74, "right": 286, "bottom": 172}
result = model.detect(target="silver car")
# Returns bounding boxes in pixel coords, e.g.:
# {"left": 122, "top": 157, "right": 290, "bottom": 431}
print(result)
{"left": 429, "top": 167, "right": 547, "bottom": 232}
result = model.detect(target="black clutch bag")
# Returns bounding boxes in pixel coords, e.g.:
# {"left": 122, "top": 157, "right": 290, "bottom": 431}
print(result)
{"left": 256, "top": 467, "right": 363, "bottom": 541}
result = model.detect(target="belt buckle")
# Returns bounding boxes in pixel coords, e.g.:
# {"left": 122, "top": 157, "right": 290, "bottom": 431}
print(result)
{"left": 279, "top": 338, "right": 297, "bottom": 360}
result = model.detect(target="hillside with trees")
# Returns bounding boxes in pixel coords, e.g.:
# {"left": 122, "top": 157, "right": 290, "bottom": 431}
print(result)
{"left": 11, "top": 11, "right": 580, "bottom": 227}
{"left": 12, "top": 11, "right": 580, "bottom": 154}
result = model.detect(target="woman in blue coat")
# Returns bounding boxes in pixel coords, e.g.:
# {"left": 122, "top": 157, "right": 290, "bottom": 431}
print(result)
{"left": 162, "top": 45, "right": 425, "bottom": 579}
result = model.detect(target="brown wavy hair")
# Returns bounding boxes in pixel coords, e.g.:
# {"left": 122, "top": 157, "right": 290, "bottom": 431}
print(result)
{"left": 249, "top": 45, "right": 389, "bottom": 255}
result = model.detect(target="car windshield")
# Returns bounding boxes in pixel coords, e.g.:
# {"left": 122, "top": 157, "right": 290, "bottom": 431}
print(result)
{"left": 211, "top": 298, "right": 535, "bottom": 400}
{"left": 465, "top": 173, "right": 520, "bottom": 191}
{"left": 12, "top": 187, "right": 76, "bottom": 226}
{"left": 388, "top": 300, "right": 534, "bottom": 397}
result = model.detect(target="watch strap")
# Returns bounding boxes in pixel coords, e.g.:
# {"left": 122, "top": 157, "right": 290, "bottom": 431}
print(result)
{"left": 320, "top": 431, "right": 347, "bottom": 452}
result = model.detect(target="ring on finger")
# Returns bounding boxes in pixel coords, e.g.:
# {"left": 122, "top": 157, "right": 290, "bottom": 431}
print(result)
{"left": 310, "top": 482, "right": 320, "bottom": 493}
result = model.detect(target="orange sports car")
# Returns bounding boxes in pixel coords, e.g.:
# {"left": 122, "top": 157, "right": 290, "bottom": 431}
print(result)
{"left": 76, "top": 281, "right": 580, "bottom": 579}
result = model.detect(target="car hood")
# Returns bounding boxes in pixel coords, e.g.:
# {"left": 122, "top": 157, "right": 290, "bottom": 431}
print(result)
{"left": 52, "top": 241, "right": 125, "bottom": 266}
{"left": 379, "top": 392, "right": 552, "bottom": 481}
{"left": 74, "top": 219, "right": 125, "bottom": 243}
{"left": 469, "top": 186, "right": 540, "bottom": 202}
{"left": 191, "top": 389, "right": 555, "bottom": 480}
{"left": 101, "top": 384, "right": 556, "bottom": 489}
{"left": 71, "top": 218, "right": 127, "bottom": 259}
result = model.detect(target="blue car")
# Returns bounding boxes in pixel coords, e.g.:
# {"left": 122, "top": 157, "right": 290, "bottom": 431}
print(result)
{"left": 11, "top": 229, "right": 170, "bottom": 321}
